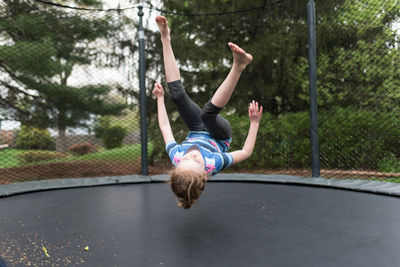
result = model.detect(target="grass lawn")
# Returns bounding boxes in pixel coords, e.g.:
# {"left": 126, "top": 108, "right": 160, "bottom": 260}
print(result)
{"left": 384, "top": 177, "right": 400, "bottom": 183}
{"left": 0, "top": 143, "right": 153, "bottom": 168}
{"left": 0, "top": 149, "right": 24, "bottom": 168}
{"left": 61, "top": 143, "right": 149, "bottom": 163}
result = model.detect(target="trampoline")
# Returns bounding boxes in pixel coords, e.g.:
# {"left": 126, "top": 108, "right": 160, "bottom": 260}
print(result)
{"left": 1, "top": 174, "right": 400, "bottom": 267}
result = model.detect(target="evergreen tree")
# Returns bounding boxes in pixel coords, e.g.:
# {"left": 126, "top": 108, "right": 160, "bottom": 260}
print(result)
{"left": 0, "top": 0, "right": 134, "bottom": 150}
{"left": 316, "top": 0, "right": 400, "bottom": 111}
{"left": 146, "top": 0, "right": 398, "bottom": 114}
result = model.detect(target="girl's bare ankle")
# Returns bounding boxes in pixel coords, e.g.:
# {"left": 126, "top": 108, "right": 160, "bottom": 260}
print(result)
{"left": 233, "top": 62, "right": 247, "bottom": 72}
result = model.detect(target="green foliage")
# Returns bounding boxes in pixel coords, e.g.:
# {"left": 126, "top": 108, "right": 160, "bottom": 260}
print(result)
{"left": 145, "top": 0, "right": 399, "bottom": 174}
{"left": 94, "top": 116, "right": 110, "bottom": 139}
{"left": 150, "top": 107, "right": 399, "bottom": 173}
{"left": 0, "top": 145, "right": 149, "bottom": 169}
{"left": 378, "top": 154, "right": 400, "bottom": 173}
{"left": 16, "top": 126, "right": 55, "bottom": 150}
{"left": 109, "top": 109, "right": 140, "bottom": 133}
{"left": 74, "top": 0, "right": 102, "bottom": 6}
{"left": 63, "top": 143, "right": 150, "bottom": 163}
{"left": 235, "top": 107, "right": 399, "bottom": 171}
{"left": 316, "top": 1, "right": 400, "bottom": 112}
{"left": 228, "top": 111, "right": 311, "bottom": 169}
{"left": 146, "top": 0, "right": 348, "bottom": 119}
{"left": 94, "top": 117, "right": 127, "bottom": 149}
{"left": 319, "top": 107, "right": 400, "bottom": 170}
{"left": 18, "top": 150, "right": 66, "bottom": 165}
{"left": 66, "top": 142, "right": 98, "bottom": 156}
{"left": 1, "top": 0, "right": 398, "bottom": 174}
{"left": 0, "top": 149, "right": 23, "bottom": 168}
{"left": 146, "top": 0, "right": 399, "bottom": 114}
{"left": 0, "top": 38, "right": 58, "bottom": 77}
{"left": 1, "top": 0, "right": 131, "bottom": 132}
{"left": 102, "top": 126, "right": 128, "bottom": 149}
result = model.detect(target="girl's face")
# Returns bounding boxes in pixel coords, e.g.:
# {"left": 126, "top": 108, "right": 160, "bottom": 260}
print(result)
{"left": 177, "top": 149, "right": 206, "bottom": 178}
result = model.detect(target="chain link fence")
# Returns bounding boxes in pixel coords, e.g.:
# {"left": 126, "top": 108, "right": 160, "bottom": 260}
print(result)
{"left": 0, "top": 0, "right": 399, "bottom": 185}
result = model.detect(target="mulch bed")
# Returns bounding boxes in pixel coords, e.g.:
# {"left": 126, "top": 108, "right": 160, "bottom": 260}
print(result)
{"left": 0, "top": 160, "right": 398, "bottom": 185}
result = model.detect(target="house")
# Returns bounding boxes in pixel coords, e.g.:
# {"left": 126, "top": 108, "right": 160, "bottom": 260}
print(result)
{"left": 0, "top": 130, "right": 16, "bottom": 148}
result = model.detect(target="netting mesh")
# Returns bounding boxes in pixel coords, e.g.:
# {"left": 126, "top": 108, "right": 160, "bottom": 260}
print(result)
{"left": 0, "top": 0, "right": 399, "bottom": 185}
{"left": 0, "top": 0, "right": 143, "bottom": 183}
{"left": 316, "top": 0, "right": 400, "bottom": 180}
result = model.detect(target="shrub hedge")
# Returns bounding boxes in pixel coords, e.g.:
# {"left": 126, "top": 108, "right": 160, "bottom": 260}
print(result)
{"left": 102, "top": 126, "right": 127, "bottom": 149}
{"left": 16, "top": 125, "right": 55, "bottom": 150}
{"left": 18, "top": 150, "right": 67, "bottom": 165}
{"left": 318, "top": 107, "right": 399, "bottom": 172}
{"left": 150, "top": 107, "right": 399, "bottom": 173}
{"left": 94, "top": 117, "right": 128, "bottom": 149}
{"left": 228, "top": 107, "right": 399, "bottom": 172}
{"left": 67, "top": 142, "right": 98, "bottom": 156}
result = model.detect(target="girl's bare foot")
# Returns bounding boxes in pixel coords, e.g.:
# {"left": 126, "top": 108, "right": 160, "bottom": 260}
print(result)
{"left": 155, "top": 16, "right": 170, "bottom": 41}
{"left": 228, "top": 42, "right": 253, "bottom": 71}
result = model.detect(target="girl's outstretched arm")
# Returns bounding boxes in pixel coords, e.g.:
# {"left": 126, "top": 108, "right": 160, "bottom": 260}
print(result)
{"left": 230, "top": 100, "right": 263, "bottom": 164}
{"left": 153, "top": 83, "right": 175, "bottom": 144}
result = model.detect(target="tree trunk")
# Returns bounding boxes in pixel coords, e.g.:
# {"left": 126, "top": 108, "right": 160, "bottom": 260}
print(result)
{"left": 56, "top": 127, "right": 67, "bottom": 152}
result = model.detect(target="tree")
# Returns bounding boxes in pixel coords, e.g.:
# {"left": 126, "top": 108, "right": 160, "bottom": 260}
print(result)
{"left": 146, "top": 0, "right": 399, "bottom": 113}
{"left": 145, "top": 0, "right": 351, "bottom": 117}
{"left": 145, "top": 0, "right": 399, "bottom": 163}
{"left": 0, "top": 0, "right": 135, "bottom": 150}
{"left": 315, "top": 0, "right": 400, "bottom": 111}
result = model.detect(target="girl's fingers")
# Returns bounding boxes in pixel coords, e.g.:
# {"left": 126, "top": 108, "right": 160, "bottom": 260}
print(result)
{"left": 250, "top": 101, "right": 263, "bottom": 113}
{"left": 251, "top": 101, "right": 261, "bottom": 111}
{"left": 154, "top": 82, "right": 163, "bottom": 90}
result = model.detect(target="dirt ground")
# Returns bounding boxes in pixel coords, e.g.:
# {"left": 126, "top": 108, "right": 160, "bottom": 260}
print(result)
{"left": 0, "top": 160, "right": 398, "bottom": 185}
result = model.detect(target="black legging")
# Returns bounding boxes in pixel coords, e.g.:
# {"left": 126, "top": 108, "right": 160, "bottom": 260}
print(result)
{"left": 167, "top": 80, "right": 232, "bottom": 140}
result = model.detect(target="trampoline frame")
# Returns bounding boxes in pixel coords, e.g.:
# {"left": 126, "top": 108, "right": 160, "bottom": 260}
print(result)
{"left": 1, "top": 173, "right": 400, "bottom": 198}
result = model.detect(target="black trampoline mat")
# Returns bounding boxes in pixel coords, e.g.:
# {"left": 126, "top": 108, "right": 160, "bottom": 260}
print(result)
{"left": 1, "top": 182, "right": 400, "bottom": 267}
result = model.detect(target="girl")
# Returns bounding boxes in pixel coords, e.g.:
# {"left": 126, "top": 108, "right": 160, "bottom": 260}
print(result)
{"left": 153, "top": 16, "right": 263, "bottom": 209}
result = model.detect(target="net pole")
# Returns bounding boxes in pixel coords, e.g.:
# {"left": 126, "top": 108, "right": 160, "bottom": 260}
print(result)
{"left": 307, "top": 0, "right": 320, "bottom": 177}
{"left": 138, "top": 5, "right": 148, "bottom": 175}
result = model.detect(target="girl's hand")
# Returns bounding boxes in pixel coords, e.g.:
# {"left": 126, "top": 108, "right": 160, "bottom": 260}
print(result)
{"left": 248, "top": 100, "right": 263, "bottom": 123}
{"left": 152, "top": 83, "right": 164, "bottom": 98}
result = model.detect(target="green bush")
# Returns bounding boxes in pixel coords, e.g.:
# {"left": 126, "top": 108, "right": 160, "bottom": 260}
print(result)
{"left": 16, "top": 125, "right": 55, "bottom": 150}
{"left": 227, "top": 111, "right": 311, "bottom": 169}
{"left": 18, "top": 150, "right": 67, "bottom": 164}
{"left": 67, "top": 142, "right": 98, "bottom": 156}
{"left": 102, "top": 126, "right": 127, "bottom": 149}
{"left": 94, "top": 117, "right": 127, "bottom": 149}
{"left": 378, "top": 154, "right": 400, "bottom": 173}
{"left": 230, "top": 107, "right": 399, "bottom": 171}
{"left": 149, "top": 107, "right": 399, "bottom": 172}
{"left": 319, "top": 107, "right": 400, "bottom": 170}
{"left": 94, "top": 116, "right": 110, "bottom": 140}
